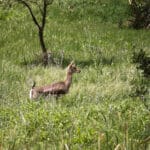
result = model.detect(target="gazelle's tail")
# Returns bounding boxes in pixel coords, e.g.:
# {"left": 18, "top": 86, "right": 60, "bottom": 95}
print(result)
{"left": 32, "top": 81, "right": 36, "bottom": 89}
{"left": 29, "top": 81, "right": 36, "bottom": 99}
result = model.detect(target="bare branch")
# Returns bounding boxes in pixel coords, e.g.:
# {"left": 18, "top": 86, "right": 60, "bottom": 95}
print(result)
{"left": 19, "top": 0, "right": 41, "bottom": 29}
{"left": 41, "top": 0, "right": 47, "bottom": 28}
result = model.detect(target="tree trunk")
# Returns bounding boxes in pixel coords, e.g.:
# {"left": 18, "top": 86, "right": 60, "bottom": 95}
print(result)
{"left": 38, "top": 29, "right": 48, "bottom": 66}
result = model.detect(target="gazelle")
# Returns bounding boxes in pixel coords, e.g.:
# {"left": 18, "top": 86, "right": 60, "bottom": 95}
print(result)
{"left": 29, "top": 61, "right": 81, "bottom": 99}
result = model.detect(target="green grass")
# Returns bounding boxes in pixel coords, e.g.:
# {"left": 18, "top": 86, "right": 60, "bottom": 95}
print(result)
{"left": 0, "top": 1, "right": 150, "bottom": 150}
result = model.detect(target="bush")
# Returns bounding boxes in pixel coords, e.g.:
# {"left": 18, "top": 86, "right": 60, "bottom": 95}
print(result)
{"left": 132, "top": 49, "right": 150, "bottom": 77}
{"left": 131, "top": 49, "right": 150, "bottom": 110}
{"left": 129, "top": 0, "right": 150, "bottom": 29}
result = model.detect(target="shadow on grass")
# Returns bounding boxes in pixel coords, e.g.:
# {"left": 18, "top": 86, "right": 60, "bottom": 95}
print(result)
{"left": 54, "top": 55, "right": 115, "bottom": 68}
{"left": 60, "top": 58, "right": 95, "bottom": 68}
{"left": 20, "top": 57, "right": 94, "bottom": 68}
{"left": 20, "top": 52, "right": 115, "bottom": 68}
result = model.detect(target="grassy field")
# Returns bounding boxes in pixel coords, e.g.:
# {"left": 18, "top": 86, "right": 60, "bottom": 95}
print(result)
{"left": 0, "top": 1, "right": 150, "bottom": 149}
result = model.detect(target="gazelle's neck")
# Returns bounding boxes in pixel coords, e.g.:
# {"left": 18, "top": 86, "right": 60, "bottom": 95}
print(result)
{"left": 65, "top": 72, "right": 73, "bottom": 89}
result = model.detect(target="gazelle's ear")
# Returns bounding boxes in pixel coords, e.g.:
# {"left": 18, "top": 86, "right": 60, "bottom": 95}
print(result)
{"left": 69, "top": 61, "right": 74, "bottom": 66}
{"left": 71, "top": 61, "right": 74, "bottom": 65}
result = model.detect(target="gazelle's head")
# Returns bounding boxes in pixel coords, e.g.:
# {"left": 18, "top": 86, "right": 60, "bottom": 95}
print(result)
{"left": 67, "top": 61, "right": 81, "bottom": 74}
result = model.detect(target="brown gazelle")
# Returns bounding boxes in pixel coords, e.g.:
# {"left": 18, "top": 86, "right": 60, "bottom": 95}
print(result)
{"left": 29, "top": 61, "right": 81, "bottom": 99}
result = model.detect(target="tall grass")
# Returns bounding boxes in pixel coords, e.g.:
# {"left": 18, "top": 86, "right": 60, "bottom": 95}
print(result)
{"left": 0, "top": 1, "right": 150, "bottom": 149}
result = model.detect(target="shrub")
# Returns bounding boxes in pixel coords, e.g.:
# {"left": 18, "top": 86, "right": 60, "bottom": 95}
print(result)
{"left": 132, "top": 49, "right": 150, "bottom": 77}
{"left": 129, "top": 0, "right": 150, "bottom": 29}
{"left": 131, "top": 49, "right": 150, "bottom": 110}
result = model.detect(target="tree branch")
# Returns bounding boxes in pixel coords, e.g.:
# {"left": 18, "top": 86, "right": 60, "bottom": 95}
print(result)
{"left": 19, "top": 0, "right": 41, "bottom": 29}
{"left": 41, "top": 0, "right": 47, "bottom": 28}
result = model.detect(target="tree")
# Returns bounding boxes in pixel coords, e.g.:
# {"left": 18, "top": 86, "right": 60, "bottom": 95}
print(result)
{"left": 1, "top": 0, "right": 54, "bottom": 66}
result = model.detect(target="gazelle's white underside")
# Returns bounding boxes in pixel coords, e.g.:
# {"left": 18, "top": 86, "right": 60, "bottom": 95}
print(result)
{"left": 29, "top": 89, "right": 33, "bottom": 99}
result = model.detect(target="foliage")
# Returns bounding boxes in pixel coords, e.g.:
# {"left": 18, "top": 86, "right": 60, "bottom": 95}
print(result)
{"left": 131, "top": 49, "right": 150, "bottom": 111}
{"left": 129, "top": 0, "right": 150, "bottom": 29}
{"left": 132, "top": 49, "right": 150, "bottom": 77}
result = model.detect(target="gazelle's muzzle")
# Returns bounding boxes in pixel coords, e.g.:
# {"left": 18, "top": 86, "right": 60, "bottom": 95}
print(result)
{"left": 76, "top": 68, "right": 81, "bottom": 73}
